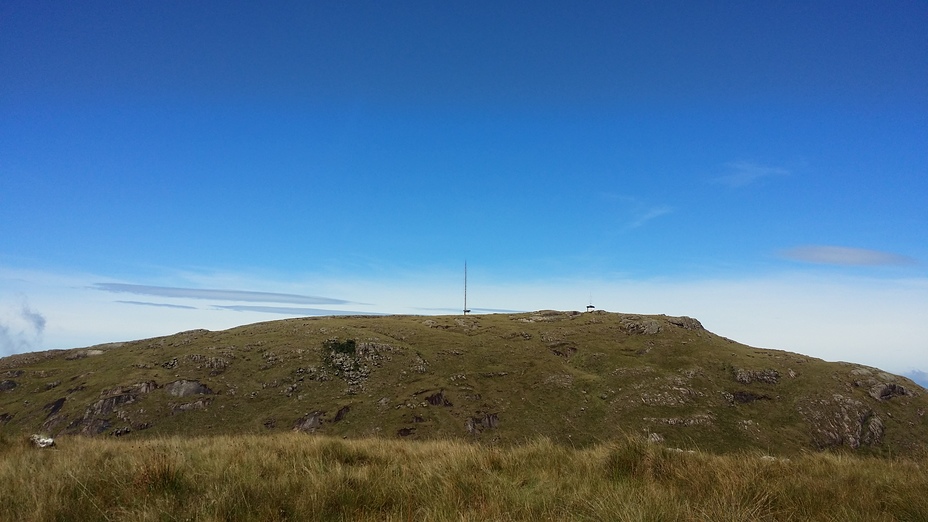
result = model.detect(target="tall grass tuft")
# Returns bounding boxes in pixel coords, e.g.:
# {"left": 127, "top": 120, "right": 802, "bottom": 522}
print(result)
{"left": 0, "top": 433, "right": 925, "bottom": 520}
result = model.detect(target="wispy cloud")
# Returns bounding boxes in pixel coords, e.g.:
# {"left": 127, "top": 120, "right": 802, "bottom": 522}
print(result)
{"left": 94, "top": 283, "right": 352, "bottom": 305}
{"left": 781, "top": 245, "right": 917, "bottom": 266}
{"left": 213, "top": 305, "right": 378, "bottom": 316}
{"left": 627, "top": 205, "right": 672, "bottom": 229}
{"left": 0, "top": 302, "right": 46, "bottom": 357}
{"left": 713, "top": 161, "right": 790, "bottom": 188}
{"left": 116, "top": 301, "right": 198, "bottom": 310}
{"left": 20, "top": 304, "right": 46, "bottom": 334}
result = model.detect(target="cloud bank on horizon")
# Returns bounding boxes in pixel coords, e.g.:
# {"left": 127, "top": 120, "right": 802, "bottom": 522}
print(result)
{"left": 1, "top": 3, "right": 926, "bottom": 379}
{"left": 781, "top": 246, "right": 917, "bottom": 267}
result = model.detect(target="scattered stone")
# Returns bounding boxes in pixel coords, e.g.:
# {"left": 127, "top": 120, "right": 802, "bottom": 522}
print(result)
{"left": 171, "top": 398, "right": 211, "bottom": 414}
{"left": 0, "top": 380, "right": 18, "bottom": 392}
{"left": 543, "top": 373, "right": 574, "bottom": 389}
{"left": 647, "top": 432, "right": 664, "bottom": 443}
{"left": 640, "top": 386, "right": 702, "bottom": 406}
{"left": 0, "top": 412, "right": 13, "bottom": 424}
{"left": 643, "top": 414, "right": 714, "bottom": 427}
{"left": 735, "top": 368, "right": 780, "bottom": 385}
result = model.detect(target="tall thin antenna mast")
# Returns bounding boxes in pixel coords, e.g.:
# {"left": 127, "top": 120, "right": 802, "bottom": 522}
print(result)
{"left": 463, "top": 261, "right": 471, "bottom": 315}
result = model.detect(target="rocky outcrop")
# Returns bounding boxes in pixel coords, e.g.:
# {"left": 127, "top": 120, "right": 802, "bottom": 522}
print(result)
{"left": 667, "top": 316, "right": 703, "bottom": 330}
{"left": 0, "top": 380, "right": 18, "bottom": 391}
{"left": 294, "top": 411, "right": 324, "bottom": 432}
{"left": 798, "top": 394, "right": 884, "bottom": 449}
{"left": 849, "top": 366, "right": 918, "bottom": 401}
{"left": 869, "top": 383, "right": 910, "bottom": 401}
{"left": 164, "top": 380, "right": 213, "bottom": 397}
{"left": 171, "top": 398, "right": 211, "bottom": 414}
{"left": 465, "top": 413, "right": 499, "bottom": 435}
{"left": 735, "top": 368, "right": 780, "bottom": 385}
{"left": 425, "top": 390, "right": 453, "bottom": 407}
{"left": 62, "top": 381, "right": 161, "bottom": 435}
{"left": 622, "top": 318, "right": 662, "bottom": 335}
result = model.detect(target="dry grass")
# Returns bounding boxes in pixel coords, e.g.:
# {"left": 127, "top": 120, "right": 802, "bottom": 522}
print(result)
{"left": 1, "top": 433, "right": 926, "bottom": 521}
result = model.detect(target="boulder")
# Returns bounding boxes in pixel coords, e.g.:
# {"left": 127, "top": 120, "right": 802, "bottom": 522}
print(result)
{"left": 165, "top": 380, "right": 213, "bottom": 397}
{"left": 294, "top": 411, "right": 324, "bottom": 432}
{"left": 30, "top": 434, "right": 55, "bottom": 448}
{"left": 869, "top": 383, "right": 909, "bottom": 401}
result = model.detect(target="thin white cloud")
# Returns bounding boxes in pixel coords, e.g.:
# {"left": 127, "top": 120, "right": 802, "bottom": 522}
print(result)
{"left": 116, "top": 301, "right": 198, "bottom": 310}
{"left": 781, "top": 245, "right": 917, "bottom": 266}
{"left": 214, "top": 305, "right": 378, "bottom": 316}
{"left": 627, "top": 205, "right": 672, "bottom": 229}
{"left": 713, "top": 161, "right": 790, "bottom": 187}
{"left": 0, "top": 301, "right": 46, "bottom": 357}
{"left": 20, "top": 304, "right": 46, "bottom": 334}
{"left": 93, "top": 283, "right": 352, "bottom": 305}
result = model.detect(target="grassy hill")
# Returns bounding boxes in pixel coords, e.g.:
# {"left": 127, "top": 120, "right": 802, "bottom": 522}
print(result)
{"left": 1, "top": 311, "right": 926, "bottom": 456}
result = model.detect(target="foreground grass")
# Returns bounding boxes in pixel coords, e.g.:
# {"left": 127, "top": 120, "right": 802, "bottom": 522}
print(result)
{"left": 1, "top": 433, "right": 925, "bottom": 521}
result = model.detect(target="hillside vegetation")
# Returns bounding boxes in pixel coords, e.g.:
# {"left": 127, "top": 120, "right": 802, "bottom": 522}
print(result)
{"left": 1, "top": 311, "right": 926, "bottom": 456}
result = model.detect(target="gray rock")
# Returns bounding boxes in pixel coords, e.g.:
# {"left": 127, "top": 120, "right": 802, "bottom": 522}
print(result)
{"left": 869, "top": 383, "right": 909, "bottom": 401}
{"left": 294, "top": 411, "right": 324, "bottom": 432}
{"left": 667, "top": 316, "right": 704, "bottom": 330}
{"left": 30, "top": 434, "right": 55, "bottom": 448}
{"left": 164, "top": 380, "right": 213, "bottom": 397}
{"left": 622, "top": 319, "right": 662, "bottom": 335}
{"left": 170, "top": 398, "right": 212, "bottom": 414}
{"left": 735, "top": 368, "right": 780, "bottom": 385}
{"left": 798, "top": 394, "right": 883, "bottom": 449}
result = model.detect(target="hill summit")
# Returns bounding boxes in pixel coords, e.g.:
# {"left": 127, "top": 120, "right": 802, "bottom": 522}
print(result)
{"left": 1, "top": 311, "right": 925, "bottom": 455}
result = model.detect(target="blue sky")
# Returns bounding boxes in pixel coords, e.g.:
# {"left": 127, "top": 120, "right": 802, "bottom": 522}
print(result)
{"left": 2, "top": 2, "right": 926, "bottom": 384}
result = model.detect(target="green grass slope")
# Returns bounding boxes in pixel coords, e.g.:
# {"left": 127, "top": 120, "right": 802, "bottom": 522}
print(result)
{"left": 1, "top": 311, "right": 925, "bottom": 456}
